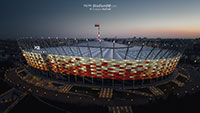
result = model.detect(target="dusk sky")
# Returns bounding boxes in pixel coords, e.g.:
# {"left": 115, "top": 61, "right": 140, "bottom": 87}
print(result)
{"left": 0, "top": 0, "right": 200, "bottom": 38}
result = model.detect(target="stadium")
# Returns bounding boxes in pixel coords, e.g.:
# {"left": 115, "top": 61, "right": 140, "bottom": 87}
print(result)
{"left": 17, "top": 37, "right": 184, "bottom": 88}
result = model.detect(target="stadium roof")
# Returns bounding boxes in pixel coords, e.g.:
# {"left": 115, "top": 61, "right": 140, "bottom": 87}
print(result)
{"left": 30, "top": 40, "right": 171, "bottom": 60}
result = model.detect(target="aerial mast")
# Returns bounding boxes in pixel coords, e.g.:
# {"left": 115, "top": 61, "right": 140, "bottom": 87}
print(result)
{"left": 95, "top": 24, "right": 100, "bottom": 41}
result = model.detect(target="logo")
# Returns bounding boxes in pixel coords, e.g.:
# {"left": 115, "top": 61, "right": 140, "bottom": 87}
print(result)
{"left": 34, "top": 46, "right": 40, "bottom": 50}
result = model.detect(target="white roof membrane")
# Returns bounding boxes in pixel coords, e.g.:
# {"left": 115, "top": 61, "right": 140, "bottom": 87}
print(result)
{"left": 30, "top": 40, "right": 175, "bottom": 60}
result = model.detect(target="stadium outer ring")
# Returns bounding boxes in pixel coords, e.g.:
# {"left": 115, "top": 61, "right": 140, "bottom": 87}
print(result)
{"left": 18, "top": 38, "right": 183, "bottom": 88}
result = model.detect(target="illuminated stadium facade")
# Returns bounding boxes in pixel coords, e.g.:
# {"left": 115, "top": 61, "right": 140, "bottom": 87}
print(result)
{"left": 17, "top": 37, "right": 184, "bottom": 88}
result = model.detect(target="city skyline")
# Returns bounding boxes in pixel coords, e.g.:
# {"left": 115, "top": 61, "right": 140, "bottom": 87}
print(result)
{"left": 0, "top": 0, "right": 200, "bottom": 38}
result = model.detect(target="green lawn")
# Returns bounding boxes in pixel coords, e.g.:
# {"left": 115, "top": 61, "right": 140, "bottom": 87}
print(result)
{"left": 70, "top": 86, "right": 99, "bottom": 97}
{"left": 157, "top": 82, "right": 178, "bottom": 93}
{"left": 113, "top": 91, "right": 148, "bottom": 99}
{"left": 18, "top": 71, "right": 28, "bottom": 77}
{"left": 176, "top": 76, "right": 187, "bottom": 83}
{"left": 134, "top": 88, "right": 152, "bottom": 94}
